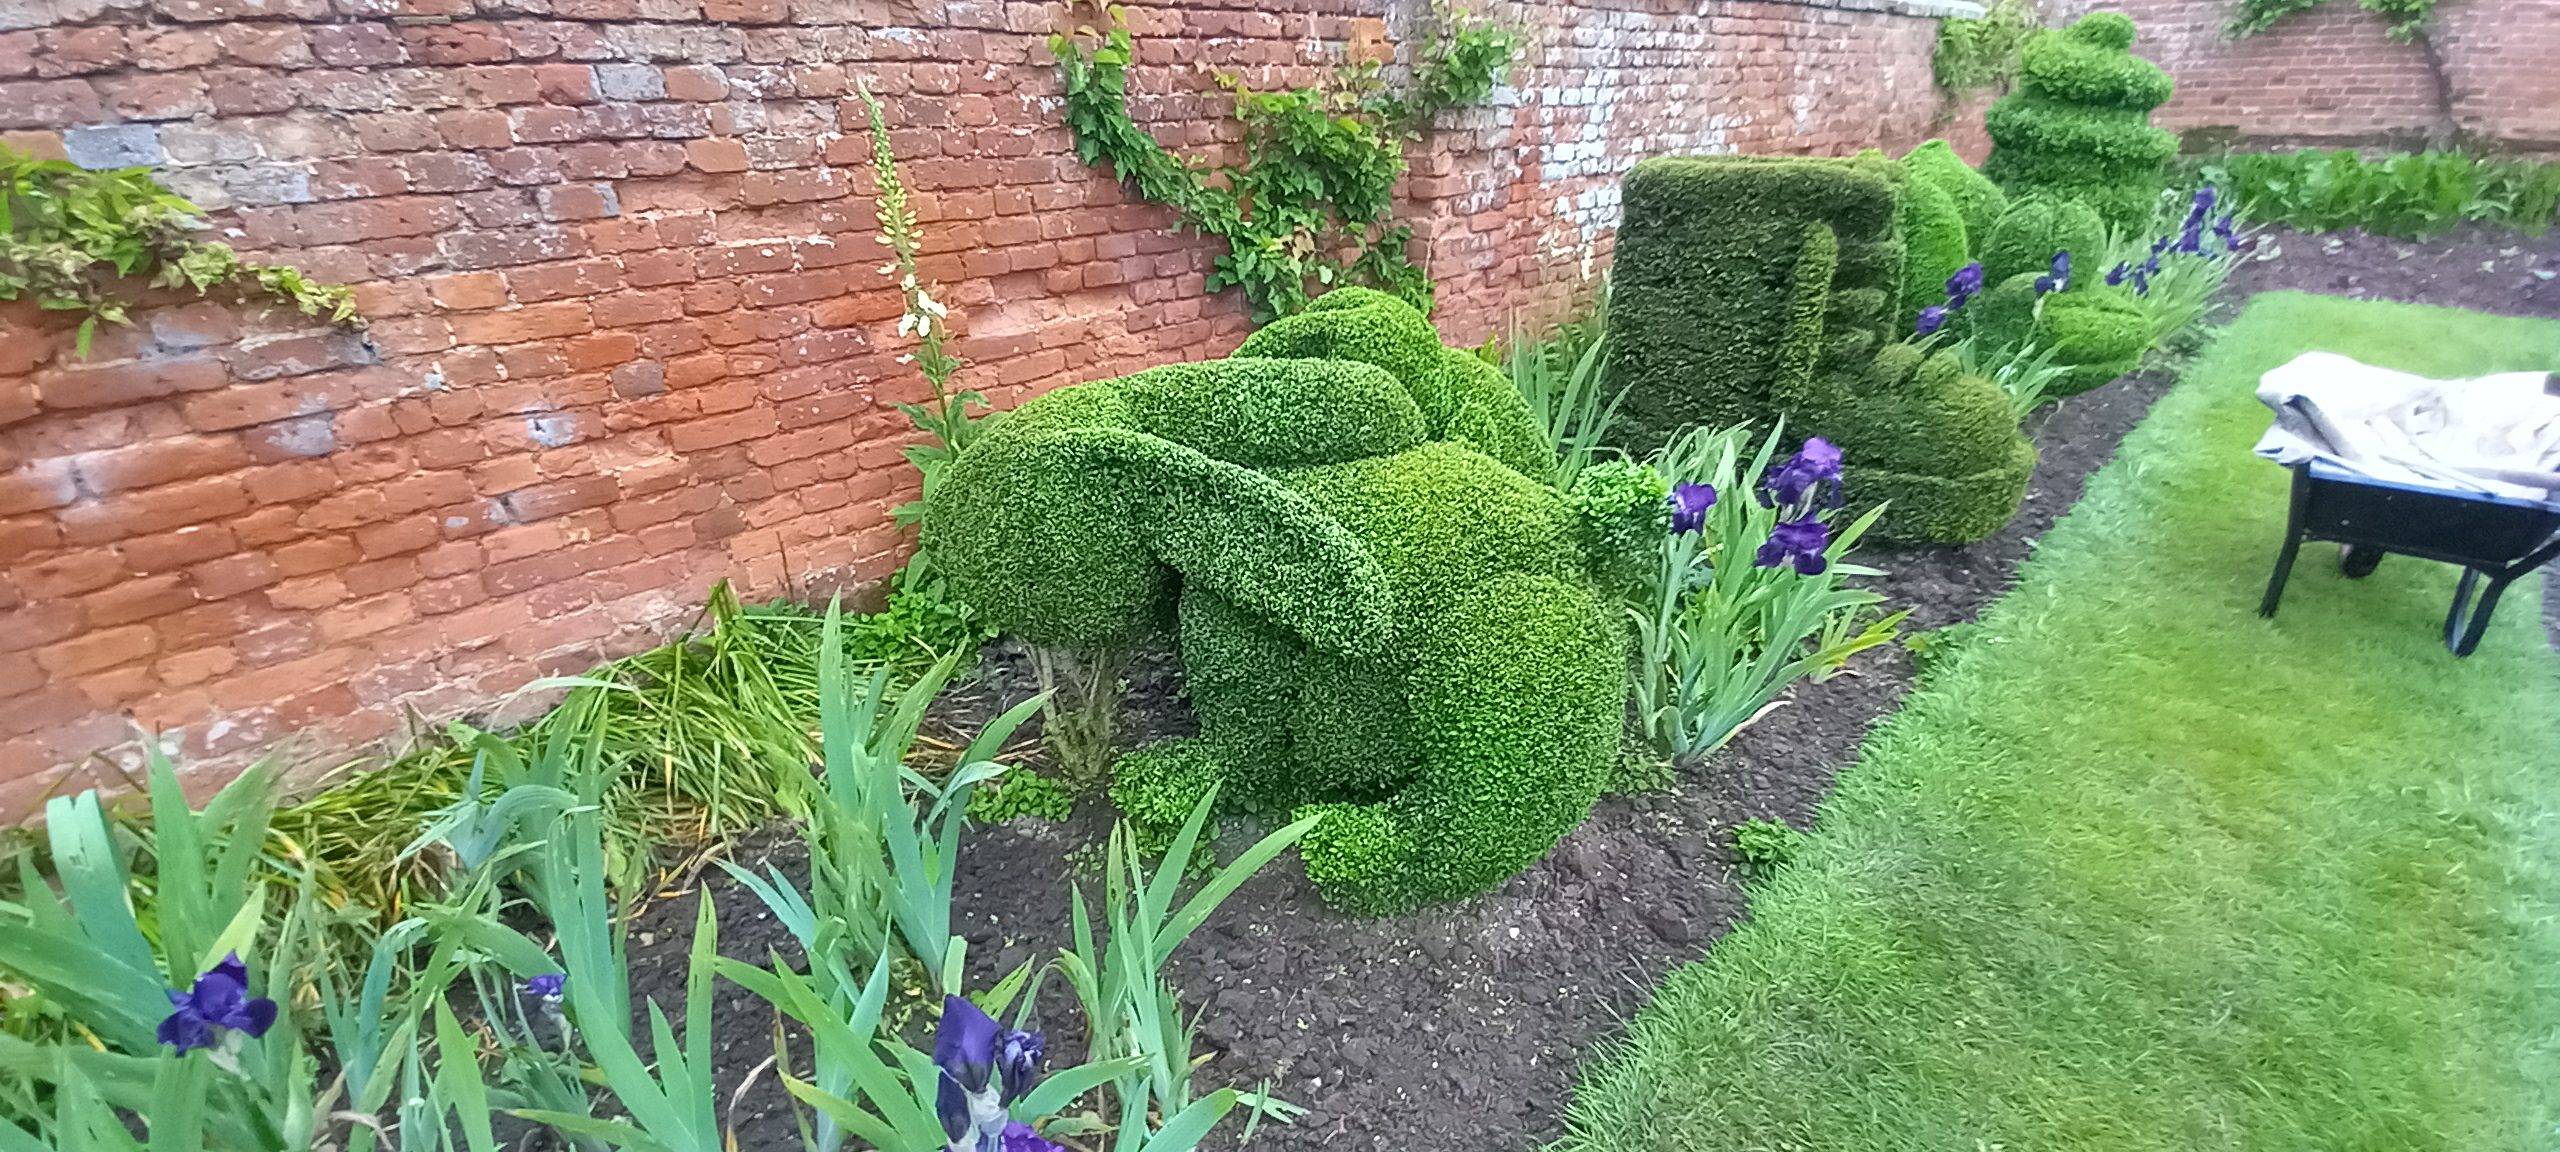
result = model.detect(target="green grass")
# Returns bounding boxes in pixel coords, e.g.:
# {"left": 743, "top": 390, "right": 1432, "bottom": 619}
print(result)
{"left": 1559, "top": 293, "right": 2560, "bottom": 1152}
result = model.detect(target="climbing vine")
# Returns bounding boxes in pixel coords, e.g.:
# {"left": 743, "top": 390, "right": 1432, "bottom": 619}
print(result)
{"left": 2229, "top": 0, "right": 2437, "bottom": 40}
{"left": 1, "top": 146, "right": 358, "bottom": 355}
{"left": 1933, "top": 0, "right": 2042, "bottom": 93}
{"left": 1051, "top": 3, "right": 1518, "bottom": 320}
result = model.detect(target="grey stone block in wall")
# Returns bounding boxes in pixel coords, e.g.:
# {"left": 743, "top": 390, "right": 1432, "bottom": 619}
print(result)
{"left": 63, "top": 123, "right": 165, "bottom": 170}
{"left": 595, "top": 63, "right": 667, "bottom": 102}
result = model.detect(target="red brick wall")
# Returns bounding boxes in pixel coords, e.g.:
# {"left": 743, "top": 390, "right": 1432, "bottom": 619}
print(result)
{"left": 2044, "top": 0, "right": 2560, "bottom": 152}
{"left": 0, "top": 0, "right": 1971, "bottom": 808}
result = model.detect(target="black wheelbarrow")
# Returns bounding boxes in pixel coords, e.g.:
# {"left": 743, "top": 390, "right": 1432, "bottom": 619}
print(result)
{"left": 2258, "top": 459, "right": 2560, "bottom": 656}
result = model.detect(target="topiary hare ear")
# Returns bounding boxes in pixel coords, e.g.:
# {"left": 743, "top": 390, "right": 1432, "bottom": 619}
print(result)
{"left": 925, "top": 421, "right": 1397, "bottom": 660}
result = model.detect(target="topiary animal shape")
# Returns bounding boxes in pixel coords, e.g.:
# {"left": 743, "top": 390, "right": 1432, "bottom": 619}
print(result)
{"left": 922, "top": 288, "right": 1643, "bottom": 914}
{"left": 1981, "top": 12, "right": 2177, "bottom": 231}
{"left": 1607, "top": 154, "right": 2035, "bottom": 543}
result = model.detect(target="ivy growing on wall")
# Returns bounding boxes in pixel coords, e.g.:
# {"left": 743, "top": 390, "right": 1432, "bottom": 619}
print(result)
{"left": 1, "top": 146, "right": 358, "bottom": 355}
{"left": 2229, "top": 0, "right": 2437, "bottom": 40}
{"left": 1051, "top": 3, "right": 1518, "bottom": 321}
{"left": 1933, "top": 0, "right": 2042, "bottom": 93}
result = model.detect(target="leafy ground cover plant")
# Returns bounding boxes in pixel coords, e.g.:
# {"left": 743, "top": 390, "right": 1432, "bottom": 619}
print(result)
{"left": 1, "top": 145, "right": 356, "bottom": 353}
{"left": 1560, "top": 294, "right": 2560, "bottom": 1151}
{"left": 1728, "top": 818, "right": 1808, "bottom": 879}
{"left": 2196, "top": 149, "right": 2560, "bottom": 239}
{"left": 1627, "top": 428, "right": 1901, "bottom": 757}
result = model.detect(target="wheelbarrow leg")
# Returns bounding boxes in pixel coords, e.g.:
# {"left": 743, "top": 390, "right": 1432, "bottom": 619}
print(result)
{"left": 2442, "top": 569, "right": 2512, "bottom": 657}
{"left": 2259, "top": 469, "right": 2312, "bottom": 618}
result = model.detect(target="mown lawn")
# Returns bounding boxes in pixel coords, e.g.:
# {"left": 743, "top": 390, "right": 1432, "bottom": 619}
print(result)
{"left": 1559, "top": 293, "right": 2560, "bottom": 1152}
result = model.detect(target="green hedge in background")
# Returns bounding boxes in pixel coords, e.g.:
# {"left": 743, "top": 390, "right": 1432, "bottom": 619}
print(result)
{"left": 925, "top": 288, "right": 1641, "bottom": 913}
{"left": 1983, "top": 12, "right": 2176, "bottom": 231}
{"left": 1606, "top": 155, "right": 2034, "bottom": 543}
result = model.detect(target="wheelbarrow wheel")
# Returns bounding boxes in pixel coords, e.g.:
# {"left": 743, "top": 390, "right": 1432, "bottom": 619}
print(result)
{"left": 2339, "top": 545, "right": 2383, "bottom": 578}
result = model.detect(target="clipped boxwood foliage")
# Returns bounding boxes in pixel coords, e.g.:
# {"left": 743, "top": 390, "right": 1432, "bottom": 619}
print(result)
{"left": 1606, "top": 154, "right": 2034, "bottom": 543}
{"left": 1981, "top": 12, "right": 2176, "bottom": 231}
{"left": 1967, "top": 272, "right": 2150, "bottom": 396}
{"left": 926, "top": 287, "right": 1628, "bottom": 913}
{"left": 1981, "top": 195, "right": 2107, "bottom": 285}
{"left": 1888, "top": 153, "right": 1973, "bottom": 327}
{"left": 1903, "top": 139, "right": 2009, "bottom": 253}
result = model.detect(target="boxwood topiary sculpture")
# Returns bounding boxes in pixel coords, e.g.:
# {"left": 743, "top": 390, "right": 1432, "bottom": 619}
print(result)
{"left": 1981, "top": 12, "right": 2176, "bottom": 231}
{"left": 1968, "top": 272, "right": 2150, "bottom": 396}
{"left": 1607, "top": 155, "right": 2035, "bottom": 543}
{"left": 1903, "top": 139, "right": 2009, "bottom": 244}
{"left": 1981, "top": 195, "right": 2106, "bottom": 286}
{"left": 922, "top": 288, "right": 1650, "bottom": 913}
{"left": 1883, "top": 151, "right": 1973, "bottom": 330}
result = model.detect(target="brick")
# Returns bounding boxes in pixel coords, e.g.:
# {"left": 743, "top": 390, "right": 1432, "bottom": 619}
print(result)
{"left": 40, "top": 359, "right": 228, "bottom": 409}
{"left": 684, "top": 137, "right": 749, "bottom": 173}
{"left": 72, "top": 436, "right": 253, "bottom": 494}
{"left": 35, "top": 625, "right": 156, "bottom": 676}
{"left": 450, "top": 302, "right": 594, "bottom": 345}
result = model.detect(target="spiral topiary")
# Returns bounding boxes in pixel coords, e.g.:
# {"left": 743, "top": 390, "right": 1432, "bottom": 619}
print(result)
{"left": 1981, "top": 12, "right": 2176, "bottom": 231}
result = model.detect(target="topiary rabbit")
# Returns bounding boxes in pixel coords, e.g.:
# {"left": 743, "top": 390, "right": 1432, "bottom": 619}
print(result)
{"left": 922, "top": 288, "right": 1657, "bottom": 914}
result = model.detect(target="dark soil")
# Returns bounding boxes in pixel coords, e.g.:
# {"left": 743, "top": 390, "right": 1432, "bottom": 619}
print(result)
{"left": 624, "top": 226, "right": 2560, "bottom": 1152}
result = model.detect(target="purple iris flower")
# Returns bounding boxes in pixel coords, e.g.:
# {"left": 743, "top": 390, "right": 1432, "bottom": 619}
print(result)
{"left": 159, "top": 953, "right": 278, "bottom": 1054}
{"left": 935, "top": 995, "right": 1044, "bottom": 1152}
{"left": 1759, "top": 437, "right": 1844, "bottom": 511}
{"left": 2188, "top": 186, "right": 2217, "bottom": 224}
{"left": 999, "top": 1123, "right": 1065, "bottom": 1152}
{"left": 2151, "top": 236, "right": 2173, "bottom": 257}
{"left": 1755, "top": 516, "right": 1832, "bottom": 575}
{"left": 523, "top": 972, "right": 566, "bottom": 1010}
{"left": 1915, "top": 304, "right": 1950, "bottom": 337}
{"left": 2177, "top": 221, "right": 2205, "bottom": 255}
{"left": 2132, "top": 269, "right": 2152, "bottom": 297}
{"left": 1668, "top": 481, "right": 1717, "bottom": 535}
{"left": 2034, "top": 251, "right": 2071, "bottom": 296}
{"left": 2142, "top": 253, "right": 2163, "bottom": 276}
{"left": 1944, "top": 262, "right": 1984, "bottom": 304}
{"left": 2107, "top": 261, "right": 2132, "bottom": 287}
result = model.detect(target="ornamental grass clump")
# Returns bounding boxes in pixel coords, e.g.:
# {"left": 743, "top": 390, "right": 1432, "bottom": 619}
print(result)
{"left": 1626, "top": 426, "right": 1904, "bottom": 758}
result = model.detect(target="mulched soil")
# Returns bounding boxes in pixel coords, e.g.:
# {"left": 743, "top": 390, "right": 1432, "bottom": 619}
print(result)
{"left": 624, "top": 225, "right": 2560, "bottom": 1152}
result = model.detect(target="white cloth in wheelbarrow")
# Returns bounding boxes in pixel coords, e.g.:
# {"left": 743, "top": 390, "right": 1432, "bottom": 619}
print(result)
{"left": 2253, "top": 351, "right": 2560, "bottom": 505}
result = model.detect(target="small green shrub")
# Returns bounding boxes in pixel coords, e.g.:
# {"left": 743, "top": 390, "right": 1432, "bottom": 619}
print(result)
{"left": 927, "top": 288, "right": 1630, "bottom": 913}
{"left": 1731, "top": 817, "right": 1810, "bottom": 878}
{"left": 2196, "top": 149, "right": 2560, "bottom": 238}
{"left": 1606, "top": 154, "right": 2035, "bottom": 543}
{"left": 1981, "top": 13, "right": 2177, "bottom": 231}
{"left": 965, "top": 767, "right": 1076, "bottom": 823}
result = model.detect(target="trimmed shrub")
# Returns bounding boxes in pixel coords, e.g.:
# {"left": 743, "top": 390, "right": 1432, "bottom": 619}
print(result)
{"left": 1904, "top": 139, "right": 2009, "bottom": 248}
{"left": 1981, "top": 195, "right": 2107, "bottom": 286}
{"left": 929, "top": 288, "right": 1628, "bottom": 913}
{"left": 1981, "top": 12, "right": 2176, "bottom": 231}
{"left": 1607, "top": 154, "right": 2034, "bottom": 543}
{"left": 1892, "top": 157, "right": 1974, "bottom": 328}
{"left": 1968, "top": 273, "right": 2150, "bottom": 397}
